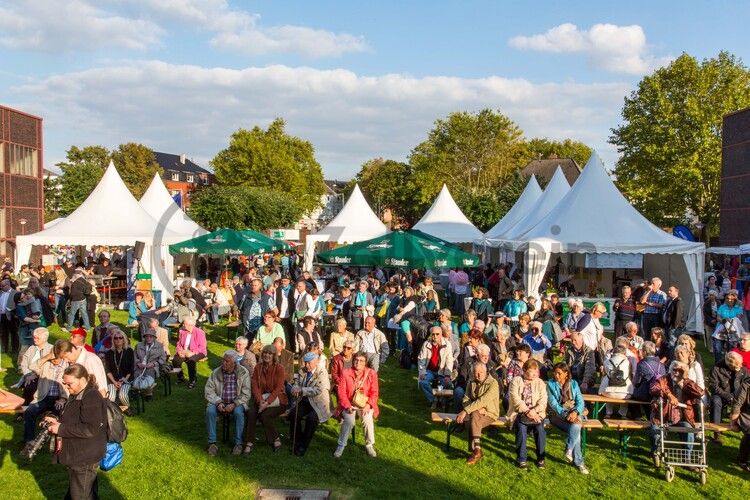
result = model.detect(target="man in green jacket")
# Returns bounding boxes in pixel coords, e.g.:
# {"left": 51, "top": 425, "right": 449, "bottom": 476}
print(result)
{"left": 456, "top": 362, "right": 500, "bottom": 464}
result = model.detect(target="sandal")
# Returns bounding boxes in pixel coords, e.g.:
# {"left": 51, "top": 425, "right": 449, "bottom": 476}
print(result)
{"left": 273, "top": 438, "right": 282, "bottom": 452}
{"left": 243, "top": 443, "right": 253, "bottom": 455}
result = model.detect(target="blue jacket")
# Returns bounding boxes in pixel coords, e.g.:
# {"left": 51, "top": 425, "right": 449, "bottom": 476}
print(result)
{"left": 522, "top": 332, "right": 551, "bottom": 358}
{"left": 547, "top": 378, "right": 585, "bottom": 416}
{"left": 503, "top": 299, "right": 527, "bottom": 318}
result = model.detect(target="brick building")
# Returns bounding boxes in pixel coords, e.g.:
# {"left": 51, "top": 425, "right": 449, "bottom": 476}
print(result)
{"left": 154, "top": 152, "right": 214, "bottom": 208}
{"left": 720, "top": 107, "right": 750, "bottom": 246}
{"left": 0, "top": 105, "right": 44, "bottom": 259}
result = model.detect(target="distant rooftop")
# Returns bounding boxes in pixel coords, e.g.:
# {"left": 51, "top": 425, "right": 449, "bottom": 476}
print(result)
{"left": 154, "top": 152, "right": 211, "bottom": 175}
{"left": 521, "top": 156, "right": 581, "bottom": 186}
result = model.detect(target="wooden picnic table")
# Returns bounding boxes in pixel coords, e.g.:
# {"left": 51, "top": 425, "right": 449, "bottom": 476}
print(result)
{"left": 583, "top": 393, "right": 649, "bottom": 420}
{"left": 0, "top": 389, "right": 24, "bottom": 414}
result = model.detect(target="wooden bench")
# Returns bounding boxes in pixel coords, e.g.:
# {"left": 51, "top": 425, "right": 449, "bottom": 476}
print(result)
{"left": 603, "top": 419, "right": 651, "bottom": 457}
{"left": 705, "top": 422, "right": 737, "bottom": 434}
{"left": 431, "top": 412, "right": 507, "bottom": 451}
{"left": 226, "top": 320, "right": 241, "bottom": 341}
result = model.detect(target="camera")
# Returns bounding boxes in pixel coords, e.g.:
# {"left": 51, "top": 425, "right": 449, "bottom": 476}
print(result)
{"left": 20, "top": 416, "right": 54, "bottom": 461}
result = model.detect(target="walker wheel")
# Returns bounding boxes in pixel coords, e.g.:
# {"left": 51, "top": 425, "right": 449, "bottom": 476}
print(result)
{"left": 699, "top": 470, "right": 707, "bottom": 485}
{"left": 665, "top": 467, "right": 675, "bottom": 483}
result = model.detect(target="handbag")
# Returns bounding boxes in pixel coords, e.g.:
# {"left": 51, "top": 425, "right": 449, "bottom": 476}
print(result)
{"left": 132, "top": 371, "right": 155, "bottom": 391}
{"left": 100, "top": 442, "right": 123, "bottom": 471}
{"left": 351, "top": 372, "right": 369, "bottom": 409}
{"left": 261, "top": 392, "right": 280, "bottom": 408}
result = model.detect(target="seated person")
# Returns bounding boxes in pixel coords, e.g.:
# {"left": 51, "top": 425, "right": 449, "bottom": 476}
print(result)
{"left": 256, "top": 310, "right": 285, "bottom": 347}
{"left": 354, "top": 316, "right": 390, "bottom": 373}
{"left": 173, "top": 317, "right": 207, "bottom": 389}
{"left": 521, "top": 321, "right": 552, "bottom": 363}
{"left": 245, "top": 344, "right": 287, "bottom": 454}
{"left": 273, "top": 336, "right": 295, "bottom": 405}
{"left": 709, "top": 351, "right": 748, "bottom": 443}
{"left": 547, "top": 362, "right": 589, "bottom": 475}
{"left": 331, "top": 339, "right": 355, "bottom": 396}
{"left": 598, "top": 339, "right": 634, "bottom": 418}
{"left": 417, "top": 326, "right": 454, "bottom": 409}
{"left": 632, "top": 341, "right": 666, "bottom": 404}
{"left": 730, "top": 375, "right": 750, "bottom": 472}
{"left": 458, "top": 327, "right": 485, "bottom": 368}
{"left": 329, "top": 318, "right": 355, "bottom": 357}
{"left": 485, "top": 312, "right": 511, "bottom": 342}
{"left": 205, "top": 351, "right": 252, "bottom": 456}
{"left": 133, "top": 329, "right": 167, "bottom": 400}
{"left": 455, "top": 361, "right": 500, "bottom": 465}
{"left": 22, "top": 340, "right": 68, "bottom": 451}
{"left": 458, "top": 309, "right": 478, "bottom": 344}
{"left": 650, "top": 327, "right": 671, "bottom": 364}
{"left": 231, "top": 336, "right": 257, "bottom": 377}
{"left": 503, "top": 344, "right": 531, "bottom": 412}
{"left": 91, "top": 310, "right": 116, "bottom": 355}
{"left": 145, "top": 317, "right": 171, "bottom": 359}
{"left": 648, "top": 361, "right": 705, "bottom": 459}
{"left": 18, "top": 327, "right": 53, "bottom": 405}
{"left": 208, "top": 283, "right": 231, "bottom": 324}
{"left": 563, "top": 331, "right": 596, "bottom": 393}
{"left": 618, "top": 321, "right": 644, "bottom": 358}
{"left": 127, "top": 292, "right": 149, "bottom": 326}
{"left": 288, "top": 352, "right": 331, "bottom": 457}
{"left": 334, "top": 351, "right": 380, "bottom": 458}
{"left": 70, "top": 327, "right": 95, "bottom": 353}
{"left": 508, "top": 359, "right": 548, "bottom": 469}
{"left": 454, "top": 344, "right": 497, "bottom": 412}
{"left": 296, "top": 316, "right": 324, "bottom": 355}
{"left": 731, "top": 332, "right": 750, "bottom": 370}
{"left": 105, "top": 330, "right": 135, "bottom": 407}
{"left": 305, "top": 341, "right": 328, "bottom": 370}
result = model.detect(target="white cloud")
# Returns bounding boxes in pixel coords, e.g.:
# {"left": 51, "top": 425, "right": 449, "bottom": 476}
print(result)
{"left": 10, "top": 60, "right": 628, "bottom": 178}
{"left": 0, "top": 0, "right": 163, "bottom": 52}
{"left": 137, "top": 0, "right": 367, "bottom": 57}
{"left": 509, "top": 23, "right": 672, "bottom": 74}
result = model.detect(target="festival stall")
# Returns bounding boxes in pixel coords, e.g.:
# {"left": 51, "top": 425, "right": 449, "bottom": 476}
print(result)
{"left": 413, "top": 184, "right": 483, "bottom": 244}
{"left": 15, "top": 162, "right": 184, "bottom": 298}
{"left": 303, "top": 184, "right": 388, "bottom": 270}
{"left": 169, "top": 228, "right": 290, "bottom": 256}
{"left": 485, "top": 153, "right": 706, "bottom": 333}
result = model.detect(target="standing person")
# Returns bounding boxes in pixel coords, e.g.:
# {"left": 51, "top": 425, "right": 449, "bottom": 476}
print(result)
{"left": 173, "top": 317, "right": 207, "bottom": 389}
{"left": 0, "top": 278, "right": 19, "bottom": 356}
{"left": 640, "top": 277, "right": 667, "bottom": 340}
{"left": 351, "top": 280, "right": 374, "bottom": 331}
{"left": 288, "top": 352, "right": 331, "bottom": 457}
{"left": 546, "top": 362, "right": 589, "bottom": 475}
{"left": 577, "top": 302, "right": 606, "bottom": 352}
{"left": 274, "top": 275, "right": 296, "bottom": 352}
{"left": 494, "top": 268, "right": 514, "bottom": 312}
{"left": 44, "top": 364, "right": 107, "bottom": 500}
{"left": 66, "top": 271, "right": 92, "bottom": 330}
{"left": 455, "top": 361, "right": 500, "bottom": 465}
{"left": 240, "top": 278, "right": 274, "bottom": 342}
{"left": 51, "top": 340, "right": 108, "bottom": 397}
{"left": 334, "top": 351, "right": 380, "bottom": 458}
{"left": 508, "top": 359, "right": 548, "bottom": 469}
{"left": 613, "top": 285, "right": 636, "bottom": 338}
{"left": 662, "top": 284, "right": 685, "bottom": 347}
{"left": 453, "top": 268, "right": 470, "bottom": 317}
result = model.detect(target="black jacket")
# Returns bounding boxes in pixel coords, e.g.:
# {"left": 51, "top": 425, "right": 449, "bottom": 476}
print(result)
{"left": 68, "top": 277, "right": 92, "bottom": 302}
{"left": 188, "top": 287, "right": 207, "bottom": 310}
{"left": 709, "top": 360, "right": 748, "bottom": 402}
{"left": 663, "top": 297, "right": 685, "bottom": 329}
{"left": 563, "top": 344, "right": 597, "bottom": 387}
{"left": 275, "top": 286, "right": 295, "bottom": 318}
{"left": 56, "top": 383, "right": 107, "bottom": 466}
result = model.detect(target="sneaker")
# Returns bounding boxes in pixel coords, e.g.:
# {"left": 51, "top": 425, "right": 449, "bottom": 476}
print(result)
{"left": 535, "top": 460, "right": 545, "bottom": 469}
{"left": 243, "top": 443, "right": 253, "bottom": 455}
{"left": 207, "top": 443, "right": 218, "bottom": 456}
{"left": 231, "top": 444, "right": 243, "bottom": 456}
{"left": 578, "top": 465, "right": 589, "bottom": 475}
{"left": 564, "top": 449, "right": 573, "bottom": 463}
{"left": 739, "top": 462, "right": 750, "bottom": 473}
{"left": 517, "top": 461, "right": 528, "bottom": 470}
{"left": 430, "top": 400, "right": 438, "bottom": 410}
{"left": 333, "top": 445, "right": 345, "bottom": 458}
{"left": 188, "top": 381, "right": 196, "bottom": 389}
{"left": 365, "top": 445, "right": 377, "bottom": 458}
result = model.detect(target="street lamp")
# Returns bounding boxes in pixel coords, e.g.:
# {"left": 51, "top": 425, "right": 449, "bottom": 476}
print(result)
{"left": 19, "top": 217, "right": 27, "bottom": 235}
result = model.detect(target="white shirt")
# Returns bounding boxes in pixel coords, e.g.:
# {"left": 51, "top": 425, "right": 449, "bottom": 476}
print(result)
{"left": 214, "top": 289, "right": 230, "bottom": 308}
{"left": 184, "top": 333, "right": 192, "bottom": 350}
{"left": 279, "top": 289, "right": 290, "bottom": 318}
{"left": 580, "top": 317, "right": 603, "bottom": 351}
{"left": 75, "top": 348, "right": 107, "bottom": 391}
{"left": 361, "top": 330, "right": 376, "bottom": 353}
{"left": 294, "top": 291, "right": 314, "bottom": 313}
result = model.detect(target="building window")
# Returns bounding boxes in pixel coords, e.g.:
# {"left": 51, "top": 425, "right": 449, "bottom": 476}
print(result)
{"left": 186, "top": 174, "right": 194, "bottom": 183}
{"left": 202, "top": 176, "right": 210, "bottom": 185}
{"left": 171, "top": 172, "right": 180, "bottom": 181}
{"left": 0, "top": 143, "right": 4, "bottom": 173}
{"left": 0, "top": 208, "right": 5, "bottom": 239}
{"left": 9, "top": 144, "right": 37, "bottom": 176}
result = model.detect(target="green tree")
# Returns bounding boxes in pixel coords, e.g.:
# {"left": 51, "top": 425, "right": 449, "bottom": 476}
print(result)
{"left": 188, "top": 185, "right": 303, "bottom": 231}
{"left": 523, "top": 138, "right": 592, "bottom": 168}
{"left": 56, "top": 145, "right": 109, "bottom": 216}
{"left": 353, "top": 158, "right": 420, "bottom": 225}
{"left": 110, "top": 143, "right": 162, "bottom": 199}
{"left": 43, "top": 174, "right": 61, "bottom": 221}
{"left": 610, "top": 52, "right": 750, "bottom": 234}
{"left": 211, "top": 119, "right": 326, "bottom": 214}
{"left": 409, "top": 109, "right": 527, "bottom": 211}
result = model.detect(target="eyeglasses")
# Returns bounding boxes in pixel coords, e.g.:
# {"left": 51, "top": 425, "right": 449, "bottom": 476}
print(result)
{"left": 113, "top": 337, "right": 124, "bottom": 340}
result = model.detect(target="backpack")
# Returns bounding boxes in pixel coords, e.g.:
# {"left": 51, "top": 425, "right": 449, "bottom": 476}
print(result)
{"left": 399, "top": 348, "right": 412, "bottom": 369}
{"left": 608, "top": 358, "right": 627, "bottom": 388}
{"left": 103, "top": 398, "right": 128, "bottom": 443}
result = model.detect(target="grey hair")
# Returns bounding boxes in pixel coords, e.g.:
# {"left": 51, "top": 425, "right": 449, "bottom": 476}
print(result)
{"left": 182, "top": 316, "right": 196, "bottom": 326}
{"left": 615, "top": 337, "right": 629, "bottom": 350}
{"left": 476, "top": 344, "right": 490, "bottom": 356}
{"left": 625, "top": 321, "right": 638, "bottom": 332}
{"left": 439, "top": 308, "right": 452, "bottom": 318}
{"left": 472, "top": 361, "right": 487, "bottom": 373}
{"left": 223, "top": 350, "right": 237, "bottom": 359}
{"left": 33, "top": 327, "right": 49, "bottom": 341}
{"left": 640, "top": 341, "right": 656, "bottom": 357}
{"left": 235, "top": 336, "right": 249, "bottom": 347}
{"left": 612, "top": 344, "right": 627, "bottom": 356}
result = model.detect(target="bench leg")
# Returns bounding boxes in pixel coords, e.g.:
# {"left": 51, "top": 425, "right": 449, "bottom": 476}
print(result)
{"left": 592, "top": 402, "right": 602, "bottom": 420}
{"left": 581, "top": 428, "right": 587, "bottom": 458}
{"left": 221, "top": 415, "right": 230, "bottom": 443}
{"left": 617, "top": 431, "right": 631, "bottom": 458}
{"left": 446, "top": 422, "right": 457, "bottom": 452}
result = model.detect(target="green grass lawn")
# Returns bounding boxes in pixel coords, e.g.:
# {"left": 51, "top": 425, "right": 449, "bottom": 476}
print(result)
{"left": 1, "top": 310, "right": 748, "bottom": 499}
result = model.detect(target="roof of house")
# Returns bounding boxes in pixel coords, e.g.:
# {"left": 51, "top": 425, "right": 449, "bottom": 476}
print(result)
{"left": 154, "top": 152, "right": 211, "bottom": 175}
{"left": 324, "top": 180, "right": 347, "bottom": 195}
{"left": 521, "top": 157, "right": 581, "bottom": 186}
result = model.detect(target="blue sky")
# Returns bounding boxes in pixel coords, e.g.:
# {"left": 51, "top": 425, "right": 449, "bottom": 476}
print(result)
{"left": 2, "top": 0, "right": 749, "bottom": 179}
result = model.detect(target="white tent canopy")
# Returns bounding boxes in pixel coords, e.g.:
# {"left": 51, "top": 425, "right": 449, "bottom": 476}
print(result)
{"left": 139, "top": 174, "right": 207, "bottom": 238}
{"left": 413, "top": 184, "right": 483, "bottom": 243}
{"left": 499, "top": 166, "right": 570, "bottom": 241}
{"left": 495, "top": 153, "right": 706, "bottom": 332}
{"left": 304, "top": 184, "right": 388, "bottom": 270}
{"left": 16, "top": 162, "right": 182, "bottom": 296}
{"left": 483, "top": 175, "right": 542, "bottom": 240}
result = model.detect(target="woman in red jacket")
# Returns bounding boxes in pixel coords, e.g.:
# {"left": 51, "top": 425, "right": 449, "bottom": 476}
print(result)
{"left": 244, "top": 344, "right": 287, "bottom": 454}
{"left": 333, "top": 351, "right": 379, "bottom": 458}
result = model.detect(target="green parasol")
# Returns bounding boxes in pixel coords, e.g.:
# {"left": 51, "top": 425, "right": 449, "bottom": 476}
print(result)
{"left": 169, "top": 228, "right": 289, "bottom": 256}
{"left": 317, "top": 230, "right": 480, "bottom": 268}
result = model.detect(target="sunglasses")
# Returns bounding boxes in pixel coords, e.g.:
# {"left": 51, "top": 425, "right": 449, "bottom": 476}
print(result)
{"left": 113, "top": 337, "right": 125, "bottom": 340}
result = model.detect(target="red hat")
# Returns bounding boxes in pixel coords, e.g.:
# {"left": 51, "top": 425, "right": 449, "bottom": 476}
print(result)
{"left": 70, "top": 327, "right": 87, "bottom": 338}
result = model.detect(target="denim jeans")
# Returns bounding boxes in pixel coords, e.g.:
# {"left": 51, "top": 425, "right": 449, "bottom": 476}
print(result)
{"left": 549, "top": 415, "right": 584, "bottom": 466}
{"left": 710, "top": 394, "right": 727, "bottom": 424}
{"left": 515, "top": 420, "right": 546, "bottom": 463}
{"left": 649, "top": 420, "right": 694, "bottom": 453}
{"left": 206, "top": 403, "right": 245, "bottom": 445}
{"left": 419, "top": 370, "right": 439, "bottom": 403}
{"left": 453, "top": 385, "right": 466, "bottom": 412}
{"left": 24, "top": 395, "right": 57, "bottom": 442}
{"left": 667, "top": 327, "right": 683, "bottom": 348}
{"left": 712, "top": 339, "right": 729, "bottom": 365}
{"left": 67, "top": 299, "right": 90, "bottom": 329}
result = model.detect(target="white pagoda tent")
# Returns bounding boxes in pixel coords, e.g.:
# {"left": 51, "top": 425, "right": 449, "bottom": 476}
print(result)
{"left": 493, "top": 153, "right": 706, "bottom": 332}
{"left": 484, "top": 175, "right": 542, "bottom": 240}
{"left": 304, "top": 184, "right": 388, "bottom": 270}
{"left": 413, "top": 184, "right": 483, "bottom": 243}
{"left": 139, "top": 173, "right": 207, "bottom": 238}
{"left": 15, "top": 162, "right": 184, "bottom": 297}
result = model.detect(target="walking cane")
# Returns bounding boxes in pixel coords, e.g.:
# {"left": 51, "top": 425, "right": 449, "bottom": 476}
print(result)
{"left": 291, "top": 373, "right": 300, "bottom": 455}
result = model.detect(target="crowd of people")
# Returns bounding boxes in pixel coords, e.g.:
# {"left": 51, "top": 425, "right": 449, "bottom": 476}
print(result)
{"left": 5, "top": 253, "right": 750, "bottom": 498}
